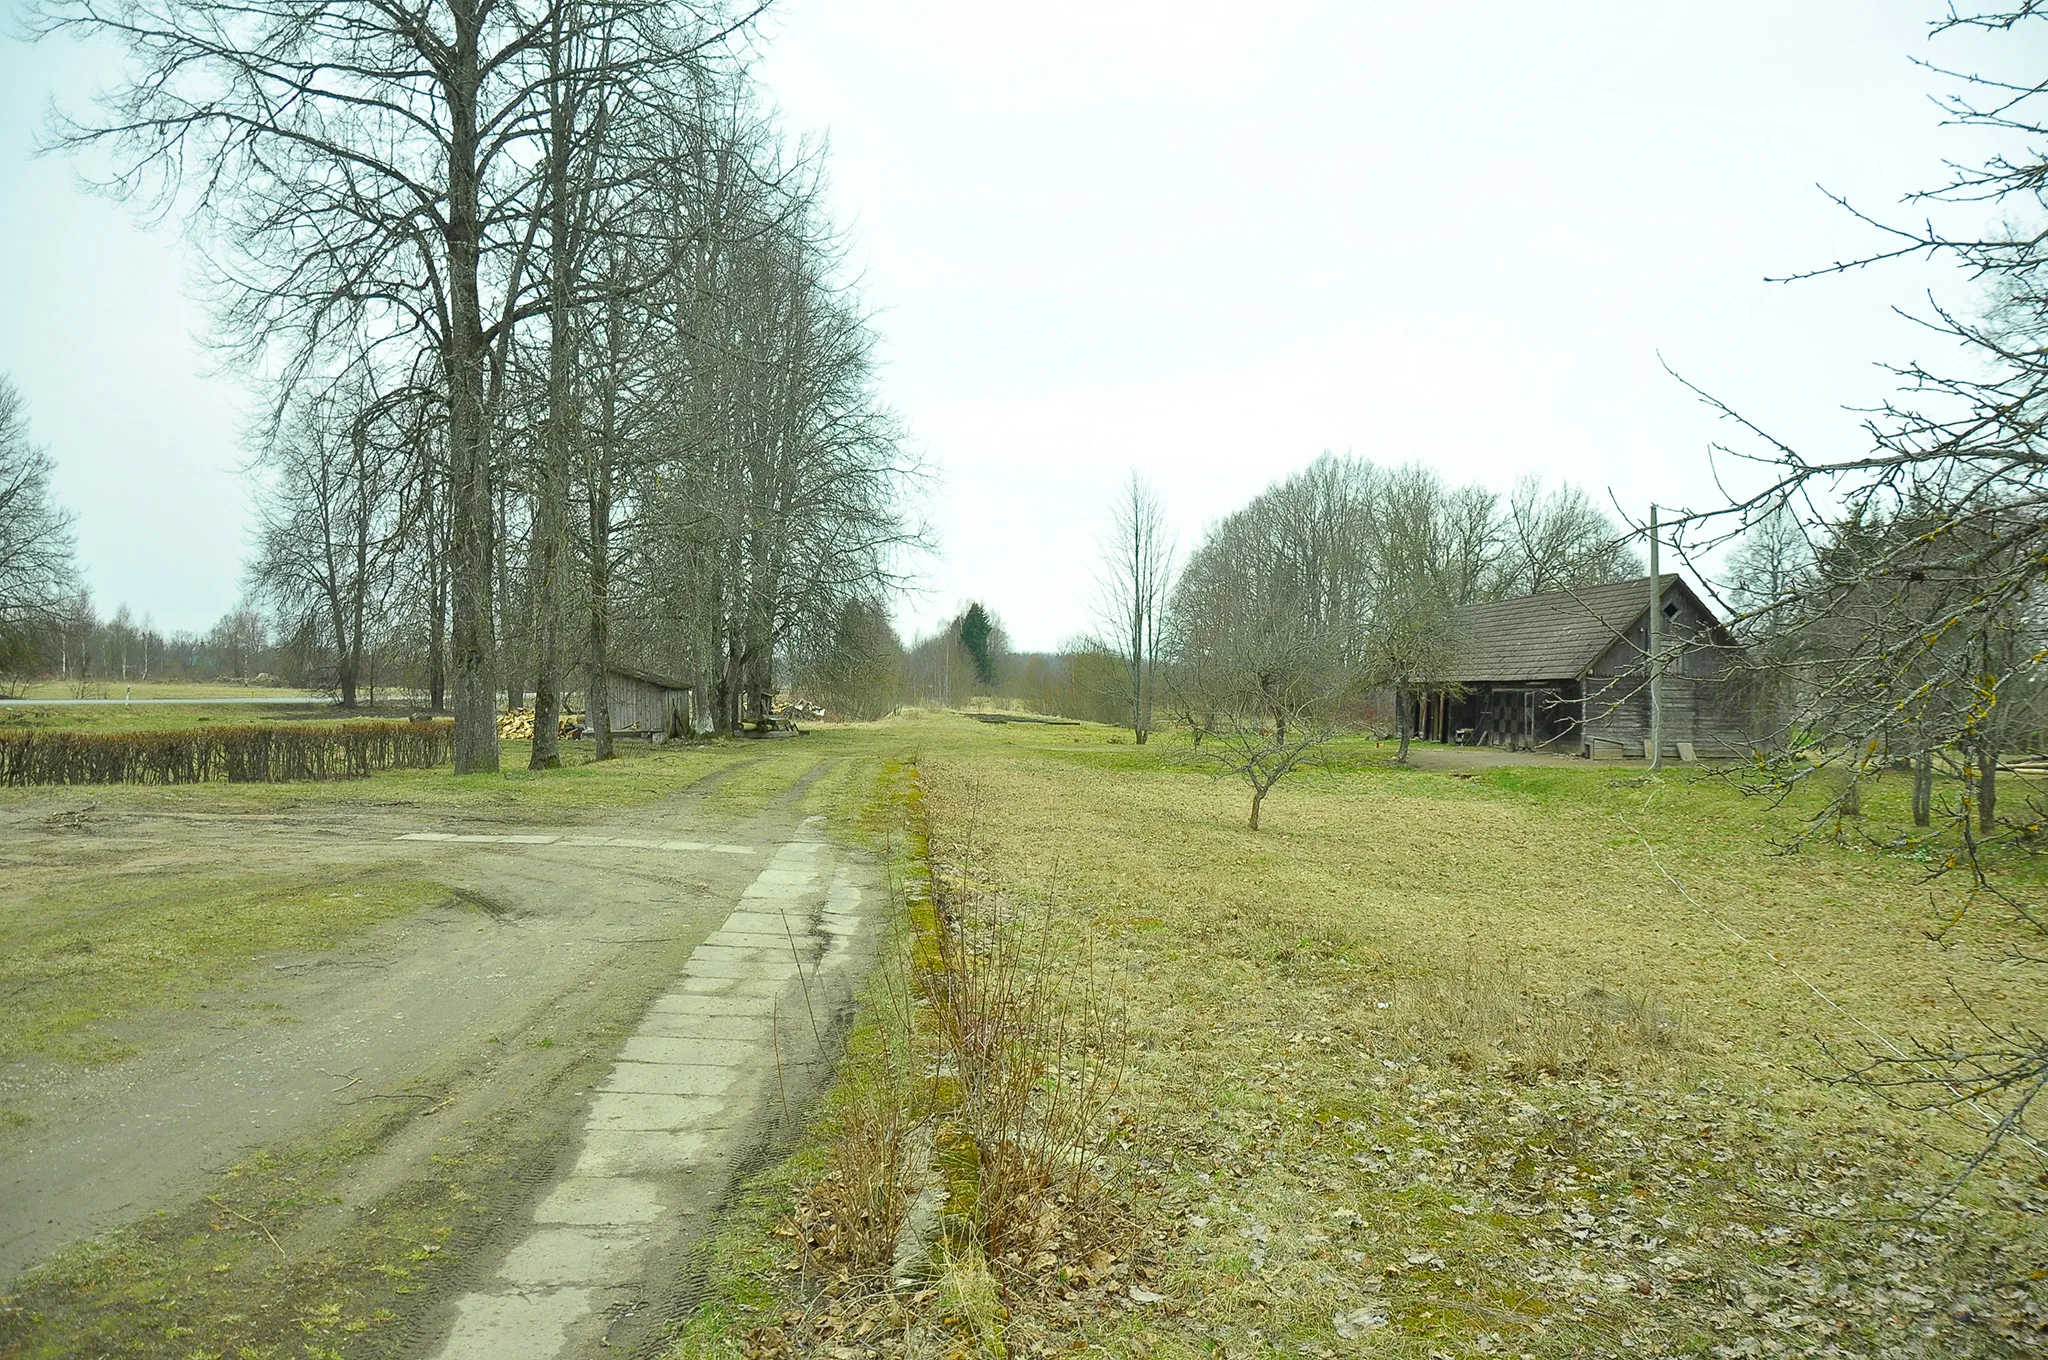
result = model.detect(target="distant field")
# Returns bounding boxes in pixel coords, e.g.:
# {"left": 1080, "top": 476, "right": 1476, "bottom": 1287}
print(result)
{"left": 2, "top": 680, "right": 332, "bottom": 701}
{"left": 0, "top": 696, "right": 373, "bottom": 734}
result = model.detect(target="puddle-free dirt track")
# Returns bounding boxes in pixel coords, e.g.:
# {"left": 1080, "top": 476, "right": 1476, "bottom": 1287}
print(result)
{"left": 0, "top": 756, "right": 881, "bottom": 1357}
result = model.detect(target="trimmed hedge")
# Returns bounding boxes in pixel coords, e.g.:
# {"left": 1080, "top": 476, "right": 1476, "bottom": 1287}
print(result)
{"left": 0, "top": 720, "right": 454, "bottom": 786}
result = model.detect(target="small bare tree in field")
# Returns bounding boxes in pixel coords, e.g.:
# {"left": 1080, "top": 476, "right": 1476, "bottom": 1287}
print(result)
{"left": 1165, "top": 459, "right": 1365, "bottom": 825}
{"left": 1203, "top": 696, "right": 1334, "bottom": 831}
{"left": 1091, "top": 472, "right": 1173, "bottom": 745}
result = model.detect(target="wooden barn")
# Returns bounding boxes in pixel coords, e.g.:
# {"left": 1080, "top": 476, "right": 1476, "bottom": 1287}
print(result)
{"left": 1414, "top": 575, "right": 1757, "bottom": 758}
{"left": 603, "top": 665, "right": 700, "bottom": 740}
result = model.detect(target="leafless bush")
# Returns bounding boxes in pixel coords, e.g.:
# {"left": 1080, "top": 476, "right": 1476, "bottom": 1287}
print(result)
{"left": 799, "top": 1069, "right": 922, "bottom": 1273}
{"left": 0, "top": 720, "right": 451, "bottom": 785}
{"left": 921, "top": 863, "right": 1128, "bottom": 1269}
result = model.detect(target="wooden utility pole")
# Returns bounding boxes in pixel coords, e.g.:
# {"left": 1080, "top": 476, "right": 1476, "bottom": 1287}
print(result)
{"left": 1647, "top": 504, "right": 1664, "bottom": 771}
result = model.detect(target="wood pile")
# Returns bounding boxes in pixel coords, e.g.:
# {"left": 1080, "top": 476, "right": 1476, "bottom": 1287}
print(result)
{"left": 496, "top": 708, "right": 586, "bottom": 740}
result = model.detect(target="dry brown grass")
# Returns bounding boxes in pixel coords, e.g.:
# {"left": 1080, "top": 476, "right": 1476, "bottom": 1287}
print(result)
{"left": 677, "top": 716, "right": 2048, "bottom": 1359}
{"left": 1369, "top": 956, "right": 1695, "bottom": 1080}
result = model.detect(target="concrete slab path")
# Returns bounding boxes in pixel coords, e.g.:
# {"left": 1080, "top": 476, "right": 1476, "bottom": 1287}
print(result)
{"left": 425, "top": 816, "right": 875, "bottom": 1359}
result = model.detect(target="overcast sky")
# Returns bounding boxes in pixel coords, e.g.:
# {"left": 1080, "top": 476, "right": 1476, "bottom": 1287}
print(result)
{"left": 0, "top": 1, "right": 2009, "bottom": 648}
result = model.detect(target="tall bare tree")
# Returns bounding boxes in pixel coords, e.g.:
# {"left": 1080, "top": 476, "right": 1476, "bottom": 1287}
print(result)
{"left": 0, "top": 376, "right": 76, "bottom": 662}
{"left": 250, "top": 385, "right": 407, "bottom": 707}
{"left": 1360, "top": 467, "right": 1466, "bottom": 763}
{"left": 1091, "top": 473, "right": 1173, "bottom": 744}
{"left": 1502, "top": 475, "right": 1642, "bottom": 596}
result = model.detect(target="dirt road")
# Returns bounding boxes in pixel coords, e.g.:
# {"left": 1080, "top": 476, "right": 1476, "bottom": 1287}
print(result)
{"left": 0, "top": 754, "right": 882, "bottom": 1357}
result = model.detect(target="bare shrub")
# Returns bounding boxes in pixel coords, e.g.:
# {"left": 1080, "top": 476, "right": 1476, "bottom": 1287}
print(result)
{"left": 922, "top": 879, "right": 1126, "bottom": 1269}
{"left": 798, "top": 1065, "right": 922, "bottom": 1273}
{"left": 0, "top": 720, "right": 452, "bottom": 785}
{"left": 917, "top": 782, "right": 1129, "bottom": 1277}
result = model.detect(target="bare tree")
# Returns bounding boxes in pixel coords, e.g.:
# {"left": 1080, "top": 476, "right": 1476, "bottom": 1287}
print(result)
{"left": 792, "top": 596, "right": 903, "bottom": 720}
{"left": 250, "top": 385, "right": 406, "bottom": 707}
{"left": 1090, "top": 472, "right": 1173, "bottom": 744}
{"left": 1668, "top": 4, "right": 2048, "bottom": 1172}
{"left": 1166, "top": 456, "right": 1371, "bottom": 742}
{"left": 1501, "top": 475, "right": 1642, "bottom": 596}
{"left": 1359, "top": 471, "right": 1466, "bottom": 763}
{"left": 1202, "top": 693, "right": 1336, "bottom": 831}
{"left": 1721, "top": 499, "right": 1812, "bottom": 632}
{"left": 0, "top": 376, "right": 77, "bottom": 656}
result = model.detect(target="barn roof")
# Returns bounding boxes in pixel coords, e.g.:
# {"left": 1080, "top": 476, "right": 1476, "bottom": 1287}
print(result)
{"left": 608, "top": 663, "right": 693, "bottom": 692}
{"left": 1445, "top": 575, "right": 1730, "bottom": 683}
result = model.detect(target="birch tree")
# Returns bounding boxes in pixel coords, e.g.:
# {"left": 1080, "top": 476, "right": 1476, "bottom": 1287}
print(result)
{"left": 1092, "top": 473, "right": 1173, "bottom": 744}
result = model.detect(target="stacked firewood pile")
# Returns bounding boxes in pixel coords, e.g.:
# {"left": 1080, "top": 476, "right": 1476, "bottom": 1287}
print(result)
{"left": 496, "top": 709, "right": 586, "bottom": 740}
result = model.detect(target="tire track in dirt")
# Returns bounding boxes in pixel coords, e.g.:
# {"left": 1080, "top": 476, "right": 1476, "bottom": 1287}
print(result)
{"left": 0, "top": 761, "right": 796, "bottom": 1283}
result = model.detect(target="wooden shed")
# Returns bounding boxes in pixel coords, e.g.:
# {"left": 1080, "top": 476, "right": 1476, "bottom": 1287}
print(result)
{"left": 1415, "top": 575, "right": 1757, "bottom": 758}
{"left": 604, "top": 665, "right": 699, "bottom": 740}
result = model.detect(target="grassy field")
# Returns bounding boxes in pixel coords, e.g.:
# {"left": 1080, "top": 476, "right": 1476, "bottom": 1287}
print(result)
{"left": 4, "top": 708, "right": 2043, "bottom": 1356}
{"left": 678, "top": 713, "right": 2048, "bottom": 1359}
{"left": 0, "top": 699, "right": 348, "bottom": 733}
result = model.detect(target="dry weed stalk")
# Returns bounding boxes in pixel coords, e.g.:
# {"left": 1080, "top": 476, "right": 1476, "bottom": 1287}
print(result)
{"left": 795, "top": 768, "right": 1131, "bottom": 1313}
{"left": 796, "top": 824, "right": 927, "bottom": 1277}
{"left": 1373, "top": 955, "right": 1692, "bottom": 1079}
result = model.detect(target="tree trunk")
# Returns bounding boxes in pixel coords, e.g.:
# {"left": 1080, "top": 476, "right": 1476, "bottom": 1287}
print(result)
{"left": 444, "top": 0, "right": 500, "bottom": 774}
{"left": 1138, "top": 628, "right": 1156, "bottom": 742}
{"left": 1980, "top": 743, "right": 1998, "bottom": 833}
{"left": 1395, "top": 683, "right": 1412, "bottom": 764}
{"left": 347, "top": 460, "right": 369, "bottom": 711}
{"left": 429, "top": 480, "right": 447, "bottom": 713}
{"left": 586, "top": 413, "right": 614, "bottom": 763}
{"left": 1249, "top": 785, "right": 1264, "bottom": 831}
{"left": 498, "top": 484, "right": 523, "bottom": 715}
{"left": 1912, "top": 748, "right": 1933, "bottom": 828}
{"left": 1128, "top": 587, "right": 1146, "bottom": 744}
{"left": 527, "top": 50, "right": 574, "bottom": 773}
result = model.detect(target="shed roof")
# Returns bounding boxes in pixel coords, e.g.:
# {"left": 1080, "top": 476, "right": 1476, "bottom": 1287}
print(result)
{"left": 1445, "top": 575, "right": 1728, "bottom": 683}
{"left": 607, "top": 663, "right": 693, "bottom": 692}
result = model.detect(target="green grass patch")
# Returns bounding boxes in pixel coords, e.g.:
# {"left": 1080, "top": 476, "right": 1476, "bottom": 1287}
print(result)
{"left": 0, "top": 1051, "right": 577, "bottom": 1359}
{"left": 0, "top": 700, "right": 357, "bottom": 735}
{"left": 0, "top": 868, "right": 449, "bottom": 1064}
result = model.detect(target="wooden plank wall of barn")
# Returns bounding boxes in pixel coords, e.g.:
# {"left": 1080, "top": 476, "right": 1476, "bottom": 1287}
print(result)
{"left": 1583, "top": 595, "right": 1757, "bottom": 755}
{"left": 610, "top": 675, "right": 668, "bottom": 732}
